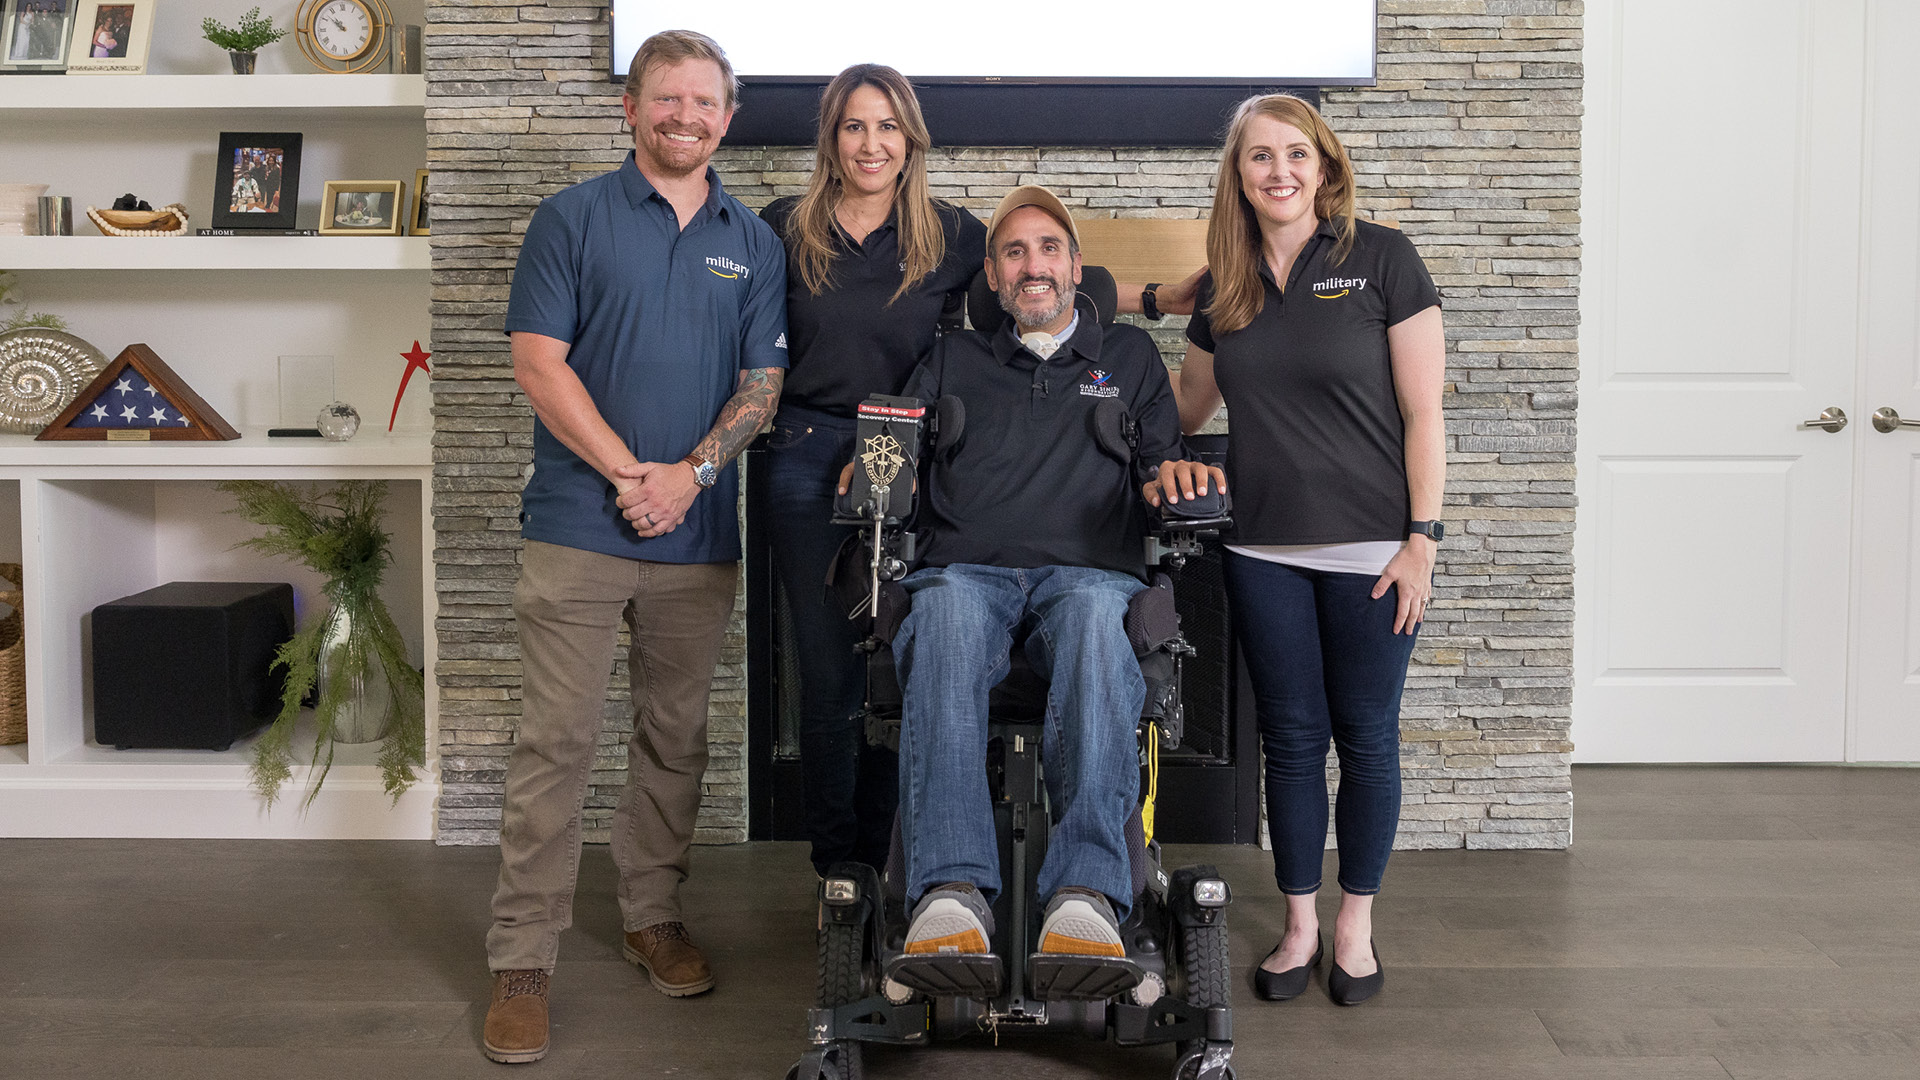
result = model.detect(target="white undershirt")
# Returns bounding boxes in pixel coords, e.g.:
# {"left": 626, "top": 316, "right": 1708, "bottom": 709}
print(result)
{"left": 1227, "top": 541, "right": 1403, "bottom": 576}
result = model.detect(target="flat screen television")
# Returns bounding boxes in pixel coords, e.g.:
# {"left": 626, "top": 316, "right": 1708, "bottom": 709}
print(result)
{"left": 607, "top": 1, "right": 1377, "bottom": 146}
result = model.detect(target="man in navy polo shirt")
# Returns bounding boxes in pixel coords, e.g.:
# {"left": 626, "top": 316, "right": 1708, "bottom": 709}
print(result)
{"left": 880, "top": 186, "right": 1223, "bottom": 971}
{"left": 481, "top": 29, "right": 787, "bottom": 1065}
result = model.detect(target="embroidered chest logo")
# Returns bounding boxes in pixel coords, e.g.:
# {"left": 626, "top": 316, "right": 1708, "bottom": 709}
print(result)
{"left": 1079, "top": 369, "right": 1120, "bottom": 399}
{"left": 707, "top": 255, "right": 750, "bottom": 280}
{"left": 1311, "top": 275, "right": 1366, "bottom": 300}
{"left": 862, "top": 432, "right": 906, "bottom": 489}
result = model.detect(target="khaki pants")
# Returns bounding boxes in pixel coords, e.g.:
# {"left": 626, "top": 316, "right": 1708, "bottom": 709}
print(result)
{"left": 487, "top": 539, "right": 739, "bottom": 973}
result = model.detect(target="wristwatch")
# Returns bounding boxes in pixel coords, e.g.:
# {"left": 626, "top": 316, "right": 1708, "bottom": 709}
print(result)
{"left": 1141, "top": 282, "right": 1165, "bottom": 321}
{"left": 681, "top": 453, "right": 718, "bottom": 489}
{"left": 1408, "top": 519, "right": 1445, "bottom": 542}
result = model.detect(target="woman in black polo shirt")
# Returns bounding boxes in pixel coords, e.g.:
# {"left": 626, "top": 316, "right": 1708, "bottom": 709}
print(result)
{"left": 762, "top": 65, "right": 1198, "bottom": 878}
{"left": 757, "top": 64, "right": 986, "bottom": 878}
{"left": 1161, "top": 94, "right": 1445, "bottom": 1005}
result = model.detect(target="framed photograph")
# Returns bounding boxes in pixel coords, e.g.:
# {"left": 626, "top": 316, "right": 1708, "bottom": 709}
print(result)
{"left": 0, "top": 0, "right": 76, "bottom": 73}
{"left": 211, "top": 132, "right": 303, "bottom": 232}
{"left": 408, "top": 168, "right": 430, "bottom": 236}
{"left": 320, "top": 180, "right": 405, "bottom": 237}
{"left": 63, "top": 0, "right": 152, "bottom": 74}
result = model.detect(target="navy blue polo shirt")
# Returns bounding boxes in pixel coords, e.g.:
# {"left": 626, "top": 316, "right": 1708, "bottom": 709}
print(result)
{"left": 505, "top": 154, "right": 789, "bottom": 563}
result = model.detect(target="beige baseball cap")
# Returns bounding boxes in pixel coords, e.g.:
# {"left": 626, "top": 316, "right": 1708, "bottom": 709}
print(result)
{"left": 985, "top": 184, "right": 1080, "bottom": 250}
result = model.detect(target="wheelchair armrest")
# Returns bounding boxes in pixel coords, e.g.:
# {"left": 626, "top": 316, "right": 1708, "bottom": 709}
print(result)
{"left": 1145, "top": 492, "right": 1231, "bottom": 570}
{"left": 1150, "top": 488, "right": 1231, "bottom": 527}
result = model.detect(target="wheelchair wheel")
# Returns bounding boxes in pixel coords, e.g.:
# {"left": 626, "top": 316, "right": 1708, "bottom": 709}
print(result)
{"left": 1172, "top": 865, "right": 1232, "bottom": 1080}
{"left": 817, "top": 918, "right": 867, "bottom": 1008}
{"left": 1177, "top": 918, "right": 1230, "bottom": 1011}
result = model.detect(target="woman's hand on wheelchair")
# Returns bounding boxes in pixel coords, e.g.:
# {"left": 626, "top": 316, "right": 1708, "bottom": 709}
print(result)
{"left": 1144, "top": 460, "right": 1226, "bottom": 508}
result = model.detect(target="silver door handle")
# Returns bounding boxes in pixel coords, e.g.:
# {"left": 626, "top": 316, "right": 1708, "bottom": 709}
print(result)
{"left": 1872, "top": 407, "right": 1920, "bottom": 433}
{"left": 1799, "top": 406, "right": 1847, "bottom": 433}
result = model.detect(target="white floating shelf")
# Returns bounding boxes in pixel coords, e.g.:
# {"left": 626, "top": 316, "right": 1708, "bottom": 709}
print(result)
{"left": 0, "top": 427, "right": 432, "bottom": 470}
{"left": 0, "top": 235, "right": 428, "bottom": 270}
{"left": 0, "top": 73, "right": 425, "bottom": 113}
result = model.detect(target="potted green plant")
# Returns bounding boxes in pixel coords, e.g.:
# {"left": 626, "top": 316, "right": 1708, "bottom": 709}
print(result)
{"left": 201, "top": 7, "right": 288, "bottom": 74}
{"left": 218, "top": 479, "right": 425, "bottom": 807}
{"left": 0, "top": 269, "right": 69, "bottom": 333}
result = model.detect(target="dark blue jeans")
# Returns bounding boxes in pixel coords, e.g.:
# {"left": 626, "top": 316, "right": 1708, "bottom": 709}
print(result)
{"left": 1224, "top": 551, "right": 1417, "bottom": 896}
{"left": 764, "top": 404, "right": 897, "bottom": 874}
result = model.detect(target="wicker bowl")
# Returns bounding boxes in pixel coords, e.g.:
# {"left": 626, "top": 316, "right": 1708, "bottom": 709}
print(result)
{"left": 93, "top": 207, "right": 183, "bottom": 230}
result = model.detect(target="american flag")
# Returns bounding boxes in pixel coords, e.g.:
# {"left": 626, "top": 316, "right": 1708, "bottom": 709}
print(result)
{"left": 67, "top": 371, "right": 196, "bottom": 430}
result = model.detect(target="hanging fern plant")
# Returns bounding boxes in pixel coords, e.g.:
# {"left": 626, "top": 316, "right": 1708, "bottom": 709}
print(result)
{"left": 218, "top": 479, "right": 425, "bottom": 807}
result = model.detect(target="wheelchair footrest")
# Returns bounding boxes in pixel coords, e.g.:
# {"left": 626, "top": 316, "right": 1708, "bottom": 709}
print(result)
{"left": 884, "top": 952, "right": 1004, "bottom": 999}
{"left": 1028, "top": 953, "right": 1143, "bottom": 1001}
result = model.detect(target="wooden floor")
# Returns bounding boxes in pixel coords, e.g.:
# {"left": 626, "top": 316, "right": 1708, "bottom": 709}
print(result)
{"left": 4, "top": 765, "right": 1918, "bottom": 1079}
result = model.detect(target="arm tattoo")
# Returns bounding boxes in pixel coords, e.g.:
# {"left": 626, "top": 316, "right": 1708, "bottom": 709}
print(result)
{"left": 694, "top": 367, "right": 784, "bottom": 467}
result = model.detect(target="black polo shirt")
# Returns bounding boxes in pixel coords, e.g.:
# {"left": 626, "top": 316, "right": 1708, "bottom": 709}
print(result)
{"left": 760, "top": 197, "right": 988, "bottom": 418}
{"left": 907, "top": 295, "right": 1184, "bottom": 581}
{"left": 1187, "top": 217, "right": 1440, "bottom": 545}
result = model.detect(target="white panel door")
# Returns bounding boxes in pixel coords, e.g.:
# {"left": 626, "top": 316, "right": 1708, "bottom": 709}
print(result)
{"left": 1575, "top": 0, "right": 1866, "bottom": 761}
{"left": 1852, "top": 0, "right": 1920, "bottom": 761}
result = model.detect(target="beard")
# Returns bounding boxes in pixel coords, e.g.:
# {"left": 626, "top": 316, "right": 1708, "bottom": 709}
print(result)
{"left": 998, "top": 273, "right": 1073, "bottom": 330}
{"left": 640, "top": 125, "right": 712, "bottom": 178}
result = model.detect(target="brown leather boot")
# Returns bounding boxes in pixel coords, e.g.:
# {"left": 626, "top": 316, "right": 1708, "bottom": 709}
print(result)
{"left": 623, "top": 921, "right": 714, "bottom": 997}
{"left": 482, "top": 969, "right": 550, "bottom": 1063}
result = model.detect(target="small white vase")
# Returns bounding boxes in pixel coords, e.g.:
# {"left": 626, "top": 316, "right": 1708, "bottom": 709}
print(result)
{"left": 0, "top": 184, "right": 49, "bottom": 236}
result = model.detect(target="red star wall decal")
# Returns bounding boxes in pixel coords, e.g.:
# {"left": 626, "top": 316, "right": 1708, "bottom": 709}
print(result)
{"left": 391, "top": 340, "right": 432, "bottom": 432}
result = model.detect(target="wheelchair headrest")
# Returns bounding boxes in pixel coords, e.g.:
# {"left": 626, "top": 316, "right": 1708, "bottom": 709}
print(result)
{"left": 966, "top": 264, "right": 1120, "bottom": 335}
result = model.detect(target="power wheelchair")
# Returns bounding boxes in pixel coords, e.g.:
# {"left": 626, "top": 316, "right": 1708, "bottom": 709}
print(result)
{"left": 786, "top": 268, "right": 1238, "bottom": 1080}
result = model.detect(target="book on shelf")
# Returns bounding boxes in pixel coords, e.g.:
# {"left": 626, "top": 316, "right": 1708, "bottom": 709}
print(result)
{"left": 195, "top": 228, "right": 322, "bottom": 237}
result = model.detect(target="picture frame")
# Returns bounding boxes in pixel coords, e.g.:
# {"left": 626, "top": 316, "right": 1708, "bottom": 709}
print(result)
{"left": 210, "top": 132, "right": 304, "bottom": 232}
{"left": 408, "top": 168, "right": 430, "bottom": 236}
{"left": 0, "top": 0, "right": 76, "bottom": 73}
{"left": 320, "top": 180, "right": 405, "bottom": 237}
{"left": 63, "top": 0, "right": 152, "bottom": 74}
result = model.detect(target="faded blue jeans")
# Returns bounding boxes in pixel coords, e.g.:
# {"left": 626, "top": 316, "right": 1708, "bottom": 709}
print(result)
{"left": 894, "top": 563, "right": 1145, "bottom": 919}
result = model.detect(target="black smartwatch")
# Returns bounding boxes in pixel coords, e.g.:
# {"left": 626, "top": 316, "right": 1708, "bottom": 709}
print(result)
{"left": 1141, "top": 283, "right": 1164, "bottom": 321}
{"left": 1408, "top": 519, "right": 1445, "bottom": 542}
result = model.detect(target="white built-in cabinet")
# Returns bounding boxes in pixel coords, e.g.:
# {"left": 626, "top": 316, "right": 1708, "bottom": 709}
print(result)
{"left": 0, "top": 64, "right": 438, "bottom": 837}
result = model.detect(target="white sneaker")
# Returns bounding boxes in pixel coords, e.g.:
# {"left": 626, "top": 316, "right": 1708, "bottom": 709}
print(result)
{"left": 904, "top": 882, "right": 992, "bottom": 956}
{"left": 1038, "top": 887, "right": 1125, "bottom": 958}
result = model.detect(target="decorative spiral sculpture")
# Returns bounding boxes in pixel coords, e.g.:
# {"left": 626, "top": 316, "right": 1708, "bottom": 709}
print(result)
{"left": 0, "top": 328, "right": 108, "bottom": 435}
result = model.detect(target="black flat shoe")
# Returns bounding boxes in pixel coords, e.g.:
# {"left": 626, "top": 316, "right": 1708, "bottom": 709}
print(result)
{"left": 1327, "top": 940, "right": 1384, "bottom": 1005}
{"left": 1253, "top": 936, "right": 1323, "bottom": 1001}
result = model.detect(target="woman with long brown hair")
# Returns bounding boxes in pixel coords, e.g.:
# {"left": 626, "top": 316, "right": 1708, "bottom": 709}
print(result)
{"left": 1155, "top": 93, "right": 1446, "bottom": 1005}
{"left": 757, "top": 65, "right": 987, "bottom": 877}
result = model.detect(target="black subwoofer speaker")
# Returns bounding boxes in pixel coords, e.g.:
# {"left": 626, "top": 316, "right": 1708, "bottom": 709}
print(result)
{"left": 93, "top": 581, "right": 296, "bottom": 751}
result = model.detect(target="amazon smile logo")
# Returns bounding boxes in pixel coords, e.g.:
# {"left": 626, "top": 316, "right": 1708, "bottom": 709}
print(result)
{"left": 706, "top": 255, "right": 750, "bottom": 279}
{"left": 1311, "top": 275, "right": 1366, "bottom": 299}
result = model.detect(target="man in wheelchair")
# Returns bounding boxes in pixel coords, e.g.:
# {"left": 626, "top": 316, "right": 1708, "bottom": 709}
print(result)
{"left": 799, "top": 186, "right": 1233, "bottom": 1079}
{"left": 888, "top": 186, "right": 1219, "bottom": 968}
